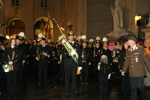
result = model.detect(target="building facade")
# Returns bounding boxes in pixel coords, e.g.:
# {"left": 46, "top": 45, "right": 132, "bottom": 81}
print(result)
{"left": 0, "top": 0, "right": 149, "bottom": 42}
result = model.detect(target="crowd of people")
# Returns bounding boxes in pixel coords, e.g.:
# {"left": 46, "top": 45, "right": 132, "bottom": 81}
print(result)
{"left": 0, "top": 31, "right": 150, "bottom": 100}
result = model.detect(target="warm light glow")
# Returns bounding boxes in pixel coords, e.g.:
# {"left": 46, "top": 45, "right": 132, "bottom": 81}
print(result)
{"left": 135, "top": 15, "right": 141, "bottom": 21}
{"left": 6, "top": 35, "right": 10, "bottom": 39}
{"left": 12, "top": 22, "right": 15, "bottom": 25}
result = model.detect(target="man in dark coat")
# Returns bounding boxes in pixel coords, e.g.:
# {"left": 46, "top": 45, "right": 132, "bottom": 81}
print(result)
{"left": 119, "top": 41, "right": 130, "bottom": 96}
{"left": 36, "top": 37, "right": 52, "bottom": 85}
{"left": 61, "top": 30, "right": 81, "bottom": 98}
{"left": 80, "top": 36, "right": 92, "bottom": 85}
{"left": 93, "top": 39, "right": 102, "bottom": 79}
{"left": 121, "top": 36, "right": 150, "bottom": 100}
{"left": 16, "top": 33, "right": 28, "bottom": 86}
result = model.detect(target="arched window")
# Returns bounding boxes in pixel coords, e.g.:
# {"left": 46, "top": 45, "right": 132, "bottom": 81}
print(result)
{"left": 41, "top": 0, "right": 47, "bottom": 8}
{"left": 12, "top": 0, "right": 19, "bottom": 6}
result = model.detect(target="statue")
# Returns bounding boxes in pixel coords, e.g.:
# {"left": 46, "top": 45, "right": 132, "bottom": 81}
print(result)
{"left": 0, "top": 0, "right": 4, "bottom": 8}
{"left": 111, "top": 0, "right": 123, "bottom": 32}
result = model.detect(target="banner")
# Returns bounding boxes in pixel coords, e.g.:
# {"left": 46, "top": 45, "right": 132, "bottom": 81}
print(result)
{"left": 45, "top": 16, "right": 50, "bottom": 38}
{"left": 63, "top": 40, "right": 78, "bottom": 63}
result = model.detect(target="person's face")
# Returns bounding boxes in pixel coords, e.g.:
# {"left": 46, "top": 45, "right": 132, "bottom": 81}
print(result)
{"left": 127, "top": 40, "right": 136, "bottom": 47}
{"left": 0, "top": 45, "right": 5, "bottom": 49}
{"left": 96, "top": 43, "right": 100, "bottom": 47}
{"left": 124, "top": 42, "right": 128, "bottom": 49}
{"left": 82, "top": 43, "right": 87, "bottom": 47}
{"left": 29, "top": 40, "right": 33, "bottom": 44}
{"left": 58, "top": 42, "right": 62, "bottom": 45}
{"left": 40, "top": 40, "right": 45, "bottom": 45}
{"left": 116, "top": 42, "right": 120, "bottom": 45}
{"left": 103, "top": 43, "right": 108, "bottom": 48}
{"left": 88, "top": 44, "right": 91, "bottom": 47}
{"left": 16, "top": 39, "right": 20, "bottom": 45}
{"left": 68, "top": 35, "right": 74, "bottom": 41}
{"left": 11, "top": 39, "right": 16, "bottom": 46}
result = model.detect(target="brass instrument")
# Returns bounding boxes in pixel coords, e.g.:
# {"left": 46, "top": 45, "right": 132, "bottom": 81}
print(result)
{"left": 59, "top": 54, "right": 62, "bottom": 63}
{"left": 9, "top": 65, "right": 13, "bottom": 71}
{"left": 2, "top": 64, "right": 14, "bottom": 72}
{"left": 52, "top": 51, "right": 57, "bottom": 59}
{"left": 3, "top": 51, "right": 15, "bottom": 72}
{"left": 93, "top": 46, "right": 96, "bottom": 57}
{"left": 36, "top": 47, "right": 41, "bottom": 60}
{"left": 82, "top": 47, "right": 86, "bottom": 62}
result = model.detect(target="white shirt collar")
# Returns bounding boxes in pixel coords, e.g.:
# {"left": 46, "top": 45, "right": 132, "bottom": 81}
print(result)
{"left": 69, "top": 41, "right": 74, "bottom": 44}
{"left": 132, "top": 45, "right": 137, "bottom": 50}
{"left": 42, "top": 45, "right": 46, "bottom": 47}
{"left": 11, "top": 46, "right": 15, "bottom": 48}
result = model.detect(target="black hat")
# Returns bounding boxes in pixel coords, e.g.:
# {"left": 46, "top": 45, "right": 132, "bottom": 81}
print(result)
{"left": 95, "top": 40, "right": 101, "bottom": 44}
{"left": 37, "top": 37, "right": 46, "bottom": 41}
{"left": 41, "top": 37, "right": 46, "bottom": 41}
{"left": 128, "top": 36, "right": 137, "bottom": 43}
{"left": 81, "top": 39, "right": 88, "bottom": 43}
{"left": 68, "top": 30, "right": 74, "bottom": 36}
{"left": 16, "top": 36, "right": 23, "bottom": 41}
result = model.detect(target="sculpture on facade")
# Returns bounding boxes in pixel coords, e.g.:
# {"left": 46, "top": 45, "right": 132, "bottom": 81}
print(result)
{"left": 111, "top": 0, "right": 123, "bottom": 32}
{"left": 0, "top": 0, "right": 4, "bottom": 8}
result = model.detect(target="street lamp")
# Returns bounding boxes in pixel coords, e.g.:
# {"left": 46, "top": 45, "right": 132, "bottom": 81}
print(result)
{"left": 135, "top": 14, "right": 142, "bottom": 38}
{"left": 135, "top": 14, "right": 142, "bottom": 26}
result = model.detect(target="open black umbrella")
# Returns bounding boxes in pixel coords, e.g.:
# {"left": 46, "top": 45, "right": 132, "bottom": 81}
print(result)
{"left": 117, "top": 35, "right": 137, "bottom": 43}
{"left": 117, "top": 30, "right": 136, "bottom": 43}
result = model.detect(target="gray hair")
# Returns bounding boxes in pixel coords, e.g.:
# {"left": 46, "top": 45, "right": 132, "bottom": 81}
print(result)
{"left": 100, "top": 55, "right": 108, "bottom": 64}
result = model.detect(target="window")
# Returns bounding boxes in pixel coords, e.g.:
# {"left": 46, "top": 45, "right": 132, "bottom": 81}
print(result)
{"left": 41, "top": 0, "right": 47, "bottom": 8}
{"left": 12, "top": 0, "right": 19, "bottom": 6}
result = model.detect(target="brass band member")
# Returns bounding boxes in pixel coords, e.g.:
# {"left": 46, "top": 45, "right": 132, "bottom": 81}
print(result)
{"left": 61, "top": 31, "right": 81, "bottom": 99}
{"left": 1, "top": 38, "right": 22, "bottom": 100}
{"left": 93, "top": 36, "right": 102, "bottom": 79}
{"left": 57, "top": 38, "right": 64, "bottom": 82}
{"left": 16, "top": 32, "right": 28, "bottom": 86}
{"left": 80, "top": 35, "right": 92, "bottom": 85}
{"left": 36, "top": 34, "right": 52, "bottom": 85}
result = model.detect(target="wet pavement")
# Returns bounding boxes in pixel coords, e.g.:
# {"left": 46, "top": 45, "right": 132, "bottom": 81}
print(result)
{"left": 0, "top": 69, "right": 150, "bottom": 100}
